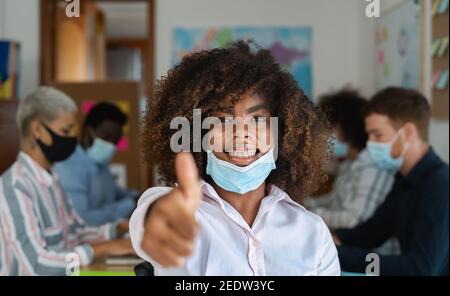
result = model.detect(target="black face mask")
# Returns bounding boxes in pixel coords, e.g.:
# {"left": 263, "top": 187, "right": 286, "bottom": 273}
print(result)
{"left": 36, "top": 122, "right": 77, "bottom": 163}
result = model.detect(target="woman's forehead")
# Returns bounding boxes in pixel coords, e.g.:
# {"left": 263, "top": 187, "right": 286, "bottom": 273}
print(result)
{"left": 217, "top": 93, "right": 269, "bottom": 112}
{"left": 53, "top": 110, "right": 77, "bottom": 125}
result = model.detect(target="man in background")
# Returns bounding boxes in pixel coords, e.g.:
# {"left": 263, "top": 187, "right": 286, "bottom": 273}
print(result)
{"left": 306, "top": 90, "right": 394, "bottom": 229}
{"left": 333, "top": 87, "right": 449, "bottom": 276}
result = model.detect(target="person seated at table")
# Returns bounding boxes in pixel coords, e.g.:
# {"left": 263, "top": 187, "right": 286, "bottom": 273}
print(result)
{"left": 333, "top": 87, "right": 449, "bottom": 276}
{"left": 304, "top": 90, "right": 399, "bottom": 255}
{"left": 54, "top": 102, "right": 138, "bottom": 226}
{"left": 0, "top": 87, "right": 134, "bottom": 276}
{"left": 304, "top": 90, "right": 394, "bottom": 227}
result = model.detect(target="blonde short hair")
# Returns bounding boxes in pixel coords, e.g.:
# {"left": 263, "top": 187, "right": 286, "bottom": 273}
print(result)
{"left": 16, "top": 86, "right": 77, "bottom": 137}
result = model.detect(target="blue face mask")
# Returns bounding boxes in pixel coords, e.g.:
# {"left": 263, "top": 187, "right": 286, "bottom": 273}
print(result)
{"left": 333, "top": 138, "right": 349, "bottom": 158}
{"left": 206, "top": 149, "right": 276, "bottom": 195}
{"left": 86, "top": 137, "right": 116, "bottom": 165}
{"left": 367, "top": 128, "right": 409, "bottom": 172}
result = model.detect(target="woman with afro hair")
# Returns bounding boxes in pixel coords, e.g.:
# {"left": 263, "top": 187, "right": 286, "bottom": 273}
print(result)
{"left": 129, "top": 41, "right": 341, "bottom": 275}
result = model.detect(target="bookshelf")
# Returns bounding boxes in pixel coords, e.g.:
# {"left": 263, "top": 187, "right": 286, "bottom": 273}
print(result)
{"left": 431, "top": 0, "right": 449, "bottom": 119}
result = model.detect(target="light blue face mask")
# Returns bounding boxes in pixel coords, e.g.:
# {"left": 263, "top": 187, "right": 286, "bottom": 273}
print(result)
{"left": 86, "top": 137, "right": 116, "bottom": 165}
{"left": 333, "top": 138, "right": 349, "bottom": 158}
{"left": 206, "top": 149, "right": 276, "bottom": 195}
{"left": 367, "top": 128, "right": 410, "bottom": 172}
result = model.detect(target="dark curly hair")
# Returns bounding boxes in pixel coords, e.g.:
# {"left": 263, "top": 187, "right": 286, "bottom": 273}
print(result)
{"left": 84, "top": 102, "right": 127, "bottom": 128}
{"left": 142, "top": 40, "right": 331, "bottom": 201}
{"left": 318, "top": 89, "right": 368, "bottom": 151}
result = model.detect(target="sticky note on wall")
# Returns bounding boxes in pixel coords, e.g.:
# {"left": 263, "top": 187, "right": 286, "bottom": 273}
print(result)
{"left": 439, "top": 0, "right": 449, "bottom": 14}
{"left": 432, "top": 0, "right": 442, "bottom": 16}
{"left": 431, "top": 39, "right": 442, "bottom": 56}
{"left": 436, "top": 69, "right": 449, "bottom": 90}
{"left": 81, "top": 100, "right": 96, "bottom": 114}
{"left": 432, "top": 70, "right": 441, "bottom": 88}
{"left": 438, "top": 37, "right": 449, "bottom": 57}
{"left": 116, "top": 136, "right": 129, "bottom": 152}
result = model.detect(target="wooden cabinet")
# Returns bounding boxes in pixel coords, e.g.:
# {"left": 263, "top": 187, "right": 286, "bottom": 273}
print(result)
{"left": 0, "top": 101, "right": 20, "bottom": 175}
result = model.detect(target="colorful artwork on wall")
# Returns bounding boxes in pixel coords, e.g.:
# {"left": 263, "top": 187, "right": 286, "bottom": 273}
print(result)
{"left": 172, "top": 27, "right": 313, "bottom": 99}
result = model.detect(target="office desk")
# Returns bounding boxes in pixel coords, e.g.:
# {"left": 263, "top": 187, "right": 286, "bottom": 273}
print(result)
{"left": 80, "top": 261, "right": 136, "bottom": 276}
{"left": 80, "top": 261, "right": 366, "bottom": 276}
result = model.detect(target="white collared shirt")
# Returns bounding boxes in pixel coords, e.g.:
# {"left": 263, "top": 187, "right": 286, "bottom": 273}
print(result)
{"left": 130, "top": 181, "right": 341, "bottom": 276}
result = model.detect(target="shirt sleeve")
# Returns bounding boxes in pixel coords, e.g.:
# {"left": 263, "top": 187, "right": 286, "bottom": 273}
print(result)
{"left": 129, "top": 186, "right": 172, "bottom": 271}
{"left": 334, "top": 187, "right": 396, "bottom": 250}
{"left": 315, "top": 167, "right": 392, "bottom": 229}
{"left": 56, "top": 164, "right": 135, "bottom": 226}
{"left": 2, "top": 185, "right": 94, "bottom": 275}
{"left": 113, "top": 178, "right": 139, "bottom": 202}
{"left": 316, "top": 217, "right": 341, "bottom": 275}
{"left": 337, "top": 172, "right": 449, "bottom": 275}
{"left": 63, "top": 193, "right": 119, "bottom": 245}
{"left": 303, "top": 193, "right": 334, "bottom": 209}
{"left": 70, "top": 189, "right": 134, "bottom": 226}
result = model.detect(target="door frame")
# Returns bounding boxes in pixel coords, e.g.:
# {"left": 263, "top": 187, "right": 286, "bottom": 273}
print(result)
{"left": 39, "top": 0, "right": 156, "bottom": 188}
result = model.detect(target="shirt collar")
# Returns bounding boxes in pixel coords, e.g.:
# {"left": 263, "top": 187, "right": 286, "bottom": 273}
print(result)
{"left": 401, "top": 147, "right": 440, "bottom": 185}
{"left": 18, "top": 152, "right": 57, "bottom": 187}
{"left": 199, "top": 180, "right": 297, "bottom": 209}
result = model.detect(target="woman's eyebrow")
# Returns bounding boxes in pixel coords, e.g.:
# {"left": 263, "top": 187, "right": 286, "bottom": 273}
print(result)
{"left": 246, "top": 104, "right": 270, "bottom": 114}
{"left": 366, "top": 128, "right": 380, "bottom": 135}
{"left": 216, "top": 107, "right": 235, "bottom": 115}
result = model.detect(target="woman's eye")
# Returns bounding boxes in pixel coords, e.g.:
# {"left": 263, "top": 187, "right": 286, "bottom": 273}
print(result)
{"left": 256, "top": 117, "right": 267, "bottom": 123}
{"left": 222, "top": 117, "right": 234, "bottom": 124}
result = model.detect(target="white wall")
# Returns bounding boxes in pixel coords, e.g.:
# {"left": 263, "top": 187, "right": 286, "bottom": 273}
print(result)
{"left": 156, "top": 0, "right": 448, "bottom": 162}
{"left": 0, "top": 0, "right": 40, "bottom": 98}
{"left": 381, "top": 0, "right": 407, "bottom": 12}
{"left": 0, "top": 0, "right": 5, "bottom": 38}
{"left": 0, "top": 0, "right": 447, "bottom": 161}
{"left": 156, "top": 0, "right": 376, "bottom": 99}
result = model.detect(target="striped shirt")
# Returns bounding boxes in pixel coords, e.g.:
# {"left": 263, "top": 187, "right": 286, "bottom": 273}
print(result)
{"left": 304, "top": 149, "right": 394, "bottom": 228}
{"left": 0, "top": 152, "right": 118, "bottom": 276}
{"left": 304, "top": 149, "right": 400, "bottom": 255}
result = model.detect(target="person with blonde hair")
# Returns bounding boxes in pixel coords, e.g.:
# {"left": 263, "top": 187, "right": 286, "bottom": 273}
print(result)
{"left": 0, "top": 87, "right": 134, "bottom": 276}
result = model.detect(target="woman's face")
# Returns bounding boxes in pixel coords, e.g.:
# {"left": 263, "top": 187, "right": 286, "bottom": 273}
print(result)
{"left": 208, "top": 93, "right": 273, "bottom": 167}
{"left": 33, "top": 110, "right": 77, "bottom": 146}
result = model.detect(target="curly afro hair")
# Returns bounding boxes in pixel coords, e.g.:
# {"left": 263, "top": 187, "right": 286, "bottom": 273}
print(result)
{"left": 142, "top": 40, "right": 331, "bottom": 201}
{"left": 318, "top": 89, "right": 368, "bottom": 151}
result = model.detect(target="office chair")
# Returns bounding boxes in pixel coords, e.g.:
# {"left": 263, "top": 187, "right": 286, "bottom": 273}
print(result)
{"left": 134, "top": 261, "right": 155, "bottom": 276}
